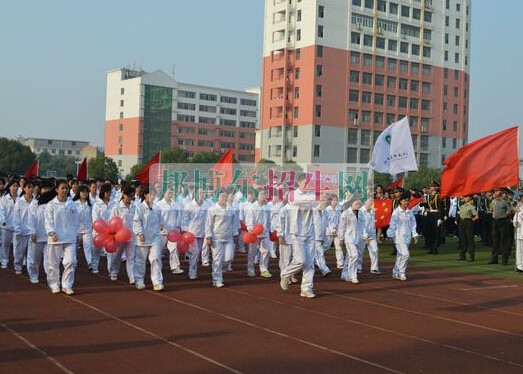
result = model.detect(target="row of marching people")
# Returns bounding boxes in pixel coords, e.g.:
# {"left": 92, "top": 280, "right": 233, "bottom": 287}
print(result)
{"left": 0, "top": 174, "right": 419, "bottom": 299}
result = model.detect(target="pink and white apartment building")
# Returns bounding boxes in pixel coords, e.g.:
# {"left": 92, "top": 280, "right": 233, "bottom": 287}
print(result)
{"left": 105, "top": 68, "right": 259, "bottom": 176}
{"left": 257, "top": 0, "right": 471, "bottom": 167}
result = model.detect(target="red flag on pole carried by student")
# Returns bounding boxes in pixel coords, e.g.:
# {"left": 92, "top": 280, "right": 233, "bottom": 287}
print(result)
{"left": 386, "top": 177, "right": 403, "bottom": 191}
{"left": 408, "top": 197, "right": 424, "bottom": 210}
{"left": 77, "top": 157, "right": 87, "bottom": 181}
{"left": 440, "top": 126, "right": 519, "bottom": 198}
{"left": 24, "top": 159, "right": 38, "bottom": 178}
{"left": 136, "top": 151, "right": 160, "bottom": 186}
{"left": 210, "top": 148, "right": 234, "bottom": 188}
{"left": 374, "top": 199, "right": 393, "bottom": 228}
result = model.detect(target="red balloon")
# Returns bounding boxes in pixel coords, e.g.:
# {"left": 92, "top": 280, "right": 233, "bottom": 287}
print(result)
{"left": 252, "top": 224, "right": 264, "bottom": 235}
{"left": 108, "top": 217, "right": 123, "bottom": 234}
{"left": 167, "top": 230, "right": 182, "bottom": 243}
{"left": 240, "top": 221, "right": 248, "bottom": 232}
{"left": 243, "top": 232, "right": 257, "bottom": 244}
{"left": 93, "top": 219, "right": 109, "bottom": 235}
{"left": 269, "top": 230, "right": 279, "bottom": 242}
{"left": 182, "top": 232, "right": 195, "bottom": 245}
{"left": 93, "top": 233, "right": 110, "bottom": 248}
{"left": 177, "top": 241, "right": 189, "bottom": 254}
{"left": 114, "top": 228, "right": 132, "bottom": 243}
{"left": 104, "top": 239, "right": 118, "bottom": 253}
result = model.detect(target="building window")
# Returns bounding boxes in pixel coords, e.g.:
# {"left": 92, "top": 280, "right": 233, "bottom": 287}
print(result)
{"left": 360, "top": 149, "right": 370, "bottom": 163}
{"left": 387, "top": 95, "right": 396, "bottom": 107}
{"left": 443, "top": 120, "right": 447, "bottom": 131}
{"left": 348, "top": 129, "right": 358, "bottom": 144}
{"left": 347, "top": 148, "right": 358, "bottom": 163}
{"left": 375, "top": 74, "right": 384, "bottom": 86}
{"left": 444, "top": 51, "right": 449, "bottom": 62}
{"left": 293, "top": 146, "right": 297, "bottom": 157}
{"left": 423, "top": 65, "right": 431, "bottom": 76}
{"left": 119, "top": 112, "right": 124, "bottom": 119}
{"left": 120, "top": 100, "right": 124, "bottom": 107}
{"left": 240, "top": 98, "right": 257, "bottom": 106}
{"left": 455, "top": 53, "right": 460, "bottom": 63}
{"left": 362, "top": 91, "right": 372, "bottom": 103}
{"left": 421, "top": 118, "right": 430, "bottom": 132}
{"left": 456, "top": 18, "right": 461, "bottom": 29}
{"left": 362, "top": 72, "right": 372, "bottom": 84}
{"left": 351, "top": 52, "right": 360, "bottom": 64}
{"left": 293, "top": 126, "right": 298, "bottom": 137}
{"left": 316, "top": 65, "right": 323, "bottom": 76}
{"left": 314, "top": 145, "right": 320, "bottom": 157}
{"left": 442, "top": 137, "right": 447, "bottom": 147}
{"left": 296, "top": 48, "right": 301, "bottom": 60}
{"left": 361, "top": 130, "right": 371, "bottom": 145}
{"left": 315, "top": 125, "right": 321, "bottom": 137}
{"left": 349, "top": 90, "right": 359, "bottom": 102}
{"left": 120, "top": 88, "right": 124, "bottom": 95}
{"left": 119, "top": 124, "right": 123, "bottom": 131}
{"left": 363, "top": 35, "right": 373, "bottom": 47}
{"left": 315, "top": 105, "right": 322, "bottom": 117}
{"left": 363, "top": 54, "right": 372, "bottom": 66}
{"left": 421, "top": 100, "right": 430, "bottom": 111}
{"left": 318, "top": 5, "right": 325, "bottom": 18}
{"left": 220, "top": 96, "right": 238, "bottom": 104}
{"left": 387, "top": 76, "right": 396, "bottom": 88}
{"left": 399, "top": 97, "right": 407, "bottom": 108}
{"left": 401, "top": 5, "right": 410, "bottom": 17}
{"left": 362, "top": 111, "right": 371, "bottom": 123}
{"left": 410, "top": 98, "right": 418, "bottom": 109}
{"left": 294, "top": 87, "right": 300, "bottom": 99}
{"left": 453, "top": 138, "right": 457, "bottom": 148}
{"left": 293, "top": 106, "right": 299, "bottom": 118}
{"left": 410, "top": 80, "right": 419, "bottom": 92}
{"left": 389, "top": 2, "right": 398, "bottom": 14}
{"left": 318, "top": 25, "right": 324, "bottom": 38}
{"left": 200, "top": 93, "right": 217, "bottom": 101}
{"left": 374, "top": 112, "right": 383, "bottom": 124}
{"left": 315, "top": 84, "right": 322, "bottom": 97}
{"left": 388, "top": 40, "right": 397, "bottom": 52}
{"left": 297, "top": 9, "right": 302, "bottom": 21}
{"left": 317, "top": 45, "right": 323, "bottom": 57}
{"left": 350, "top": 70, "right": 359, "bottom": 83}
{"left": 400, "top": 42, "right": 409, "bottom": 54}
{"left": 375, "top": 56, "right": 385, "bottom": 68}
{"left": 399, "top": 78, "right": 408, "bottom": 90}
{"left": 351, "top": 32, "right": 361, "bottom": 45}
{"left": 376, "top": 37, "right": 385, "bottom": 49}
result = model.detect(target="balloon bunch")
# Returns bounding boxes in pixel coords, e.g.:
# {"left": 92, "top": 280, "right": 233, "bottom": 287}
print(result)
{"left": 269, "top": 230, "right": 279, "bottom": 242}
{"left": 93, "top": 217, "right": 132, "bottom": 253}
{"left": 167, "top": 230, "right": 195, "bottom": 254}
{"left": 242, "top": 223, "right": 264, "bottom": 244}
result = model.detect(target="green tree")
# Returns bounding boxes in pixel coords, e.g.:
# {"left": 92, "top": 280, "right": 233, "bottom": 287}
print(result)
{"left": 404, "top": 167, "right": 441, "bottom": 190}
{"left": 161, "top": 147, "right": 188, "bottom": 163}
{"left": 257, "top": 158, "right": 276, "bottom": 164}
{"left": 125, "top": 163, "right": 143, "bottom": 182}
{"left": 39, "top": 152, "right": 77, "bottom": 178}
{"left": 191, "top": 151, "right": 221, "bottom": 164}
{"left": 88, "top": 155, "right": 119, "bottom": 181}
{"left": 0, "top": 138, "right": 36, "bottom": 176}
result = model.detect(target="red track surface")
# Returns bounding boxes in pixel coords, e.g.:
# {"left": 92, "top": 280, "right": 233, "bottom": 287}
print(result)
{"left": 2, "top": 253, "right": 523, "bottom": 374}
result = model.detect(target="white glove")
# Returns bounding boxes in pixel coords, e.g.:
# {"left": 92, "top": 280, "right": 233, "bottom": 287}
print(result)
{"left": 437, "top": 219, "right": 443, "bottom": 227}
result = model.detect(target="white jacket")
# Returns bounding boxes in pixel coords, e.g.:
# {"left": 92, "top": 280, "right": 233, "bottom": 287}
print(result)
{"left": 288, "top": 189, "right": 318, "bottom": 237}
{"left": 154, "top": 198, "right": 181, "bottom": 233}
{"left": 338, "top": 208, "right": 367, "bottom": 244}
{"left": 28, "top": 203, "right": 48, "bottom": 243}
{"left": 133, "top": 201, "right": 161, "bottom": 246}
{"left": 0, "top": 194, "right": 17, "bottom": 231}
{"left": 92, "top": 198, "right": 113, "bottom": 223}
{"left": 387, "top": 207, "right": 418, "bottom": 245}
{"left": 246, "top": 201, "right": 271, "bottom": 238}
{"left": 182, "top": 199, "right": 210, "bottom": 238}
{"left": 205, "top": 203, "right": 234, "bottom": 242}
{"left": 13, "top": 196, "right": 35, "bottom": 236}
{"left": 359, "top": 205, "right": 376, "bottom": 240}
{"left": 45, "top": 197, "right": 78, "bottom": 244}
{"left": 75, "top": 200, "right": 93, "bottom": 234}
{"left": 110, "top": 201, "right": 135, "bottom": 235}
{"left": 513, "top": 211, "right": 523, "bottom": 240}
{"left": 324, "top": 205, "right": 340, "bottom": 237}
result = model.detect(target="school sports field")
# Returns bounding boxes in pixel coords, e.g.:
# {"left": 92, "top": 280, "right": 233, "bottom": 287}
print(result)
{"left": 1, "top": 239, "right": 523, "bottom": 374}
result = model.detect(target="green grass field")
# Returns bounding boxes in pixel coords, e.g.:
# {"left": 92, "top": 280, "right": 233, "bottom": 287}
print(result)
{"left": 375, "top": 236, "right": 523, "bottom": 281}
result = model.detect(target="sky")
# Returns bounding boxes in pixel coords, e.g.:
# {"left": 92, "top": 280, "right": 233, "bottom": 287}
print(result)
{"left": 0, "top": 0, "right": 522, "bottom": 150}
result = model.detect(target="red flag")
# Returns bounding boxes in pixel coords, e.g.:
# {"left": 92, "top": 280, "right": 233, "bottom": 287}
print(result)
{"left": 374, "top": 199, "right": 393, "bottom": 228}
{"left": 440, "top": 127, "right": 519, "bottom": 198}
{"left": 136, "top": 151, "right": 160, "bottom": 186}
{"left": 408, "top": 197, "right": 423, "bottom": 210}
{"left": 77, "top": 157, "right": 87, "bottom": 181}
{"left": 24, "top": 159, "right": 38, "bottom": 178}
{"left": 386, "top": 177, "right": 403, "bottom": 191}
{"left": 210, "top": 148, "right": 234, "bottom": 188}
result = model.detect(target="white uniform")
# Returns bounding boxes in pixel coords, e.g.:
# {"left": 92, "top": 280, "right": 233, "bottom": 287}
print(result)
{"left": 109, "top": 201, "right": 136, "bottom": 283}
{"left": 182, "top": 199, "right": 210, "bottom": 279}
{"left": 75, "top": 200, "right": 93, "bottom": 269}
{"left": 338, "top": 208, "right": 366, "bottom": 282}
{"left": 313, "top": 205, "right": 331, "bottom": 276}
{"left": 155, "top": 198, "right": 182, "bottom": 272}
{"left": 275, "top": 203, "right": 292, "bottom": 271}
{"left": 45, "top": 197, "right": 79, "bottom": 292}
{"left": 0, "top": 194, "right": 18, "bottom": 269}
{"left": 358, "top": 205, "right": 380, "bottom": 273}
{"left": 133, "top": 201, "right": 163, "bottom": 288}
{"left": 91, "top": 198, "right": 113, "bottom": 273}
{"left": 27, "top": 202, "right": 48, "bottom": 282}
{"left": 387, "top": 206, "right": 418, "bottom": 279}
{"left": 246, "top": 201, "right": 271, "bottom": 276}
{"left": 205, "top": 203, "right": 235, "bottom": 287}
{"left": 512, "top": 209, "right": 523, "bottom": 271}
{"left": 13, "top": 195, "right": 34, "bottom": 273}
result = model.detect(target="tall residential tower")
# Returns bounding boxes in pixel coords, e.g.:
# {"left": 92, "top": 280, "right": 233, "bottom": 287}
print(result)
{"left": 257, "top": 0, "right": 471, "bottom": 167}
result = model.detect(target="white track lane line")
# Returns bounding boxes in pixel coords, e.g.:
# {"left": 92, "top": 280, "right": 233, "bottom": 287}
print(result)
{"left": 1, "top": 323, "right": 75, "bottom": 374}
{"left": 225, "top": 288, "right": 523, "bottom": 370}
{"left": 459, "top": 285, "right": 519, "bottom": 291}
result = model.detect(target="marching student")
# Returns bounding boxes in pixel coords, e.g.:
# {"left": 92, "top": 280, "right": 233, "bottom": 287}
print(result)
{"left": 339, "top": 200, "right": 367, "bottom": 284}
{"left": 155, "top": 190, "right": 184, "bottom": 275}
{"left": 0, "top": 179, "right": 19, "bottom": 270}
{"left": 88, "top": 180, "right": 98, "bottom": 206}
{"left": 513, "top": 195, "right": 523, "bottom": 273}
{"left": 108, "top": 185, "right": 136, "bottom": 283}
{"left": 387, "top": 192, "right": 419, "bottom": 281}
{"left": 224, "top": 192, "right": 240, "bottom": 272}
{"left": 332, "top": 197, "right": 345, "bottom": 269}
{"left": 133, "top": 185, "right": 164, "bottom": 291}
{"left": 313, "top": 197, "right": 331, "bottom": 277}
{"left": 73, "top": 185, "right": 93, "bottom": 270}
{"left": 358, "top": 197, "right": 381, "bottom": 274}
{"left": 246, "top": 189, "right": 272, "bottom": 278}
{"left": 279, "top": 173, "right": 323, "bottom": 298}
{"left": 182, "top": 191, "right": 210, "bottom": 280}
{"left": 13, "top": 180, "right": 35, "bottom": 275}
{"left": 45, "top": 180, "right": 79, "bottom": 295}
{"left": 205, "top": 192, "right": 235, "bottom": 288}
{"left": 91, "top": 183, "right": 113, "bottom": 274}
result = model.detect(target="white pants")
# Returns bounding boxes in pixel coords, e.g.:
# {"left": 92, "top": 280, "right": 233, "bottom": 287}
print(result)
{"left": 134, "top": 243, "right": 163, "bottom": 286}
{"left": 314, "top": 240, "right": 330, "bottom": 275}
{"left": 281, "top": 235, "right": 315, "bottom": 293}
{"left": 211, "top": 240, "right": 232, "bottom": 285}
{"left": 201, "top": 242, "right": 210, "bottom": 265}
{"left": 224, "top": 237, "right": 235, "bottom": 269}
{"left": 28, "top": 241, "right": 46, "bottom": 282}
{"left": 278, "top": 243, "right": 292, "bottom": 271}
{"left": 247, "top": 237, "right": 270, "bottom": 274}
{"left": 358, "top": 238, "right": 380, "bottom": 272}
{"left": 47, "top": 243, "right": 76, "bottom": 290}
{"left": 1, "top": 228, "right": 16, "bottom": 268}
{"left": 91, "top": 246, "right": 103, "bottom": 272}
{"left": 516, "top": 239, "right": 523, "bottom": 270}
{"left": 14, "top": 235, "right": 30, "bottom": 272}
{"left": 393, "top": 243, "right": 410, "bottom": 277}
{"left": 188, "top": 238, "right": 204, "bottom": 279}
{"left": 78, "top": 232, "right": 93, "bottom": 268}
{"left": 334, "top": 236, "right": 345, "bottom": 268}
{"left": 109, "top": 241, "right": 135, "bottom": 282}
{"left": 161, "top": 236, "right": 181, "bottom": 271}
{"left": 341, "top": 242, "right": 359, "bottom": 281}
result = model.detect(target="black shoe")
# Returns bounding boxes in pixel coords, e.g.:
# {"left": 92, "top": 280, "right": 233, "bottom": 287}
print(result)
{"left": 487, "top": 260, "right": 498, "bottom": 265}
